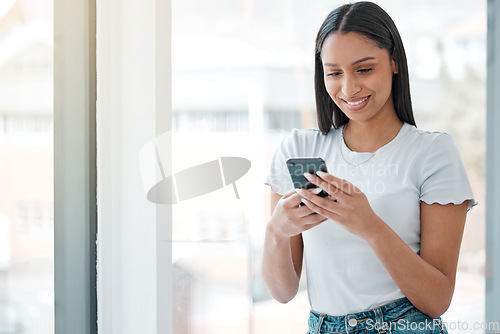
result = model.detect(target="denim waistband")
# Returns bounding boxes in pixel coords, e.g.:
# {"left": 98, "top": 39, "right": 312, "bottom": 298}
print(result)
{"left": 308, "top": 297, "right": 438, "bottom": 333}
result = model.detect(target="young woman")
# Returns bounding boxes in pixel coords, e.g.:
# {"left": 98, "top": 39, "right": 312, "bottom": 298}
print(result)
{"left": 262, "top": 2, "right": 476, "bottom": 333}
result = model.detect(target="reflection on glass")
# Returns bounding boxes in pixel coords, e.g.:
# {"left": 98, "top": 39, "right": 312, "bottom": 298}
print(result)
{"left": 0, "top": 0, "right": 53, "bottom": 333}
{"left": 172, "top": 0, "right": 485, "bottom": 332}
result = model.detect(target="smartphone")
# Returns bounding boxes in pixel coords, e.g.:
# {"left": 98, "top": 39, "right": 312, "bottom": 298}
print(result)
{"left": 286, "top": 158, "right": 329, "bottom": 197}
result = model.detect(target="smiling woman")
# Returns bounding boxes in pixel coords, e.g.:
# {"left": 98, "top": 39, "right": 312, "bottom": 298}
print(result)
{"left": 321, "top": 32, "right": 400, "bottom": 152}
{"left": 262, "top": 2, "right": 477, "bottom": 334}
{"left": 313, "top": 2, "right": 415, "bottom": 137}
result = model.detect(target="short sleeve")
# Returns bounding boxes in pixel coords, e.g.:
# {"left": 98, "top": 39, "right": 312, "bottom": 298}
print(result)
{"left": 419, "top": 134, "right": 477, "bottom": 210}
{"left": 263, "top": 130, "right": 299, "bottom": 195}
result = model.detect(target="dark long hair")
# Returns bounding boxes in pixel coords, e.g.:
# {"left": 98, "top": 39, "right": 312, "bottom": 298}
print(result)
{"left": 314, "top": 1, "right": 416, "bottom": 134}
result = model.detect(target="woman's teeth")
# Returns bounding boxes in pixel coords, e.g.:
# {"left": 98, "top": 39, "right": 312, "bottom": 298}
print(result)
{"left": 346, "top": 96, "right": 369, "bottom": 106}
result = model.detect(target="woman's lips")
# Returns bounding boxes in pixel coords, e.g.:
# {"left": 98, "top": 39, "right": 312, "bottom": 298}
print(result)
{"left": 341, "top": 96, "right": 370, "bottom": 111}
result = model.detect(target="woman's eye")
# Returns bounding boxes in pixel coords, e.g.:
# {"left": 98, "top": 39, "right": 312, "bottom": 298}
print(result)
{"left": 358, "top": 68, "right": 373, "bottom": 73}
{"left": 327, "top": 72, "right": 341, "bottom": 77}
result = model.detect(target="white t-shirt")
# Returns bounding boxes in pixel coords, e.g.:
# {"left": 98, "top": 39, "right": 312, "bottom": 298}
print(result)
{"left": 264, "top": 122, "right": 476, "bottom": 315}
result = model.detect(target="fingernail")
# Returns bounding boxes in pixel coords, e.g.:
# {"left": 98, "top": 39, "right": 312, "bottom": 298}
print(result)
{"left": 303, "top": 172, "right": 312, "bottom": 179}
{"left": 317, "top": 171, "right": 326, "bottom": 177}
{"left": 310, "top": 188, "right": 322, "bottom": 195}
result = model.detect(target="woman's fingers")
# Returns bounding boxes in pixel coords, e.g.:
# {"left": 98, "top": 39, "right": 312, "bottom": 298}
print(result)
{"left": 315, "top": 171, "right": 360, "bottom": 195}
{"left": 298, "top": 210, "right": 328, "bottom": 227}
{"left": 300, "top": 197, "right": 340, "bottom": 221}
{"left": 296, "top": 188, "right": 343, "bottom": 218}
{"left": 281, "top": 190, "right": 304, "bottom": 208}
{"left": 280, "top": 191, "right": 317, "bottom": 216}
{"left": 303, "top": 173, "right": 347, "bottom": 201}
{"left": 276, "top": 188, "right": 331, "bottom": 231}
{"left": 281, "top": 188, "right": 297, "bottom": 199}
{"left": 294, "top": 202, "right": 315, "bottom": 216}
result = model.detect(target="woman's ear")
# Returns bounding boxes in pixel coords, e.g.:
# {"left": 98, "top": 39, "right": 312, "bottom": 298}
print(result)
{"left": 391, "top": 49, "right": 399, "bottom": 74}
{"left": 392, "top": 58, "right": 399, "bottom": 74}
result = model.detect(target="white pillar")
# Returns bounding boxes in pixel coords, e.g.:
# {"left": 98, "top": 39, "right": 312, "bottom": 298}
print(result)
{"left": 96, "top": 0, "right": 172, "bottom": 332}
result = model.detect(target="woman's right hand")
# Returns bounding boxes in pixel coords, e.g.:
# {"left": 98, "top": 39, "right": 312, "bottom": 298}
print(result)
{"left": 267, "top": 188, "right": 328, "bottom": 244}
{"left": 262, "top": 188, "right": 328, "bottom": 303}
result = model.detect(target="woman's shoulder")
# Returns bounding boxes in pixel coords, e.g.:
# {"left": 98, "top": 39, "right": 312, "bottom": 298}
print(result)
{"left": 280, "top": 127, "right": 338, "bottom": 150}
{"left": 286, "top": 127, "right": 338, "bottom": 141}
{"left": 288, "top": 127, "right": 335, "bottom": 136}
{"left": 403, "top": 124, "right": 455, "bottom": 150}
{"left": 281, "top": 128, "right": 339, "bottom": 156}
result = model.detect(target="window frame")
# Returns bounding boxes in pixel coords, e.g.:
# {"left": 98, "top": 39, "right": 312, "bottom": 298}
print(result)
{"left": 486, "top": 0, "right": 500, "bottom": 328}
{"left": 54, "top": 0, "right": 97, "bottom": 332}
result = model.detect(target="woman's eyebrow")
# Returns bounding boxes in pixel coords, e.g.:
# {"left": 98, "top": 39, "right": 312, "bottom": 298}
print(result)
{"left": 323, "top": 56, "right": 376, "bottom": 67}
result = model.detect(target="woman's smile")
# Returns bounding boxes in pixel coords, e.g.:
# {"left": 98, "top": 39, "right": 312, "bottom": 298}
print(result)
{"left": 341, "top": 96, "right": 371, "bottom": 111}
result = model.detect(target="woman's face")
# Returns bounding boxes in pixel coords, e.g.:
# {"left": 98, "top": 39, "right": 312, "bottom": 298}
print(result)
{"left": 321, "top": 32, "right": 398, "bottom": 123}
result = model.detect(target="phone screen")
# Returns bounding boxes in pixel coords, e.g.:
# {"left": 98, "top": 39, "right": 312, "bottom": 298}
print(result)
{"left": 286, "top": 158, "right": 329, "bottom": 197}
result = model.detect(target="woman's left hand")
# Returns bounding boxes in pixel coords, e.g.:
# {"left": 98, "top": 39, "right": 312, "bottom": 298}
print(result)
{"left": 296, "top": 171, "right": 384, "bottom": 241}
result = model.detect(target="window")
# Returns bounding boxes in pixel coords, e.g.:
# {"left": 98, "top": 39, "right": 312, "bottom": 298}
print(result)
{"left": 92, "top": 0, "right": 500, "bottom": 333}
{"left": 171, "top": 0, "right": 486, "bottom": 332}
{"left": 0, "top": 0, "right": 54, "bottom": 333}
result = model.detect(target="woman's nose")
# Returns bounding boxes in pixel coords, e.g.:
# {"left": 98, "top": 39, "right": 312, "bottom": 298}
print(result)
{"left": 341, "top": 74, "right": 361, "bottom": 97}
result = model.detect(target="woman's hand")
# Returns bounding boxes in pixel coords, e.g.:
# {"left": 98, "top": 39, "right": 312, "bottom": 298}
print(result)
{"left": 267, "top": 188, "right": 327, "bottom": 244}
{"left": 296, "top": 171, "right": 384, "bottom": 241}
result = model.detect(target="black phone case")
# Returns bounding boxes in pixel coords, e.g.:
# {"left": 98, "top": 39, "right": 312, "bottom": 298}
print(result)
{"left": 286, "top": 158, "right": 329, "bottom": 197}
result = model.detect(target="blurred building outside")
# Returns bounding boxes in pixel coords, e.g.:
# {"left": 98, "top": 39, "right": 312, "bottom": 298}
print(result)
{"left": 0, "top": 0, "right": 53, "bottom": 333}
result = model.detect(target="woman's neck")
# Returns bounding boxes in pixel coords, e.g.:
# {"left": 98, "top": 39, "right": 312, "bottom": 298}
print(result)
{"left": 343, "top": 115, "right": 403, "bottom": 153}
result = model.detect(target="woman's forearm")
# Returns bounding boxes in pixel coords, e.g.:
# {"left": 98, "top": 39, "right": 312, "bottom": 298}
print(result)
{"left": 366, "top": 219, "right": 453, "bottom": 318}
{"left": 261, "top": 224, "right": 301, "bottom": 304}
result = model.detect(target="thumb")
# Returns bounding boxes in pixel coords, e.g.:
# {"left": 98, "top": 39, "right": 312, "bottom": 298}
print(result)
{"left": 282, "top": 188, "right": 297, "bottom": 199}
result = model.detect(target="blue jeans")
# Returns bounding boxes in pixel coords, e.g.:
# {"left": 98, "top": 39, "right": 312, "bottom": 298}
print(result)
{"left": 307, "top": 298, "right": 448, "bottom": 334}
